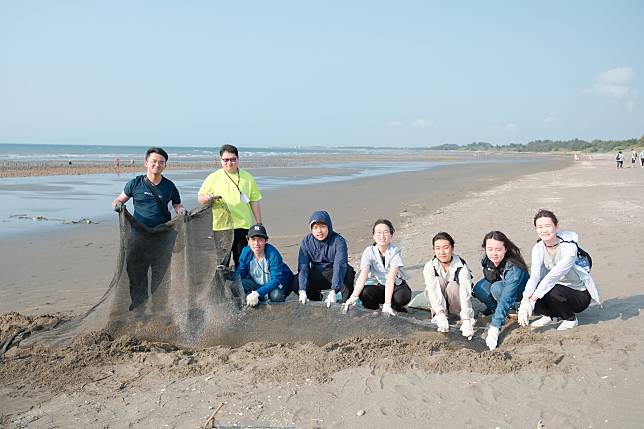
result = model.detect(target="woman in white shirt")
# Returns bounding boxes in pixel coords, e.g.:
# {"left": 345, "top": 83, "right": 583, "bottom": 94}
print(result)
{"left": 343, "top": 219, "right": 411, "bottom": 316}
{"left": 518, "top": 209, "right": 600, "bottom": 330}
{"left": 422, "top": 232, "right": 475, "bottom": 338}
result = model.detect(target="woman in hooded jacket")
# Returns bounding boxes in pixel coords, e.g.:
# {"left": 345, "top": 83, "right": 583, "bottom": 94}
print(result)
{"left": 473, "top": 230, "right": 530, "bottom": 350}
{"left": 518, "top": 209, "right": 600, "bottom": 330}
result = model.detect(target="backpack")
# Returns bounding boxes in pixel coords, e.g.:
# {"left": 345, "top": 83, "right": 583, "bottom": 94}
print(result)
{"left": 538, "top": 235, "right": 593, "bottom": 273}
{"left": 557, "top": 235, "right": 593, "bottom": 272}
{"left": 432, "top": 257, "right": 473, "bottom": 284}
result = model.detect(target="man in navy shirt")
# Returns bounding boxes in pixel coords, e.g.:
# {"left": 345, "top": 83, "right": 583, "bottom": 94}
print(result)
{"left": 112, "top": 147, "right": 184, "bottom": 311}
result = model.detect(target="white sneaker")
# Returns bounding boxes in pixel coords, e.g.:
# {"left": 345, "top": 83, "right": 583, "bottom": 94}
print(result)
{"left": 557, "top": 318, "right": 579, "bottom": 331}
{"left": 530, "top": 316, "right": 554, "bottom": 328}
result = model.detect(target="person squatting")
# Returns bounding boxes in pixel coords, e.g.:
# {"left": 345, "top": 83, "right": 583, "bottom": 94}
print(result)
{"left": 114, "top": 146, "right": 599, "bottom": 351}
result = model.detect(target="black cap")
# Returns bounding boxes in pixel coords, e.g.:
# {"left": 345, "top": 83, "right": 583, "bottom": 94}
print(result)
{"left": 247, "top": 223, "right": 268, "bottom": 239}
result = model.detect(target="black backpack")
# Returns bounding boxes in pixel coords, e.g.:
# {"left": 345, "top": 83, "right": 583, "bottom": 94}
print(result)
{"left": 557, "top": 235, "right": 592, "bottom": 272}
{"left": 432, "top": 257, "right": 473, "bottom": 284}
{"left": 538, "top": 235, "right": 592, "bottom": 272}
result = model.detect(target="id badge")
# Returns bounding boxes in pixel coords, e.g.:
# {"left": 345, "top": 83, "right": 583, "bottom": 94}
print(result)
{"left": 240, "top": 193, "right": 250, "bottom": 204}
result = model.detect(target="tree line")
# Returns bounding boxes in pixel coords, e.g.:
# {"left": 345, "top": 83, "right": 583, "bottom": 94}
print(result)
{"left": 429, "top": 136, "right": 644, "bottom": 153}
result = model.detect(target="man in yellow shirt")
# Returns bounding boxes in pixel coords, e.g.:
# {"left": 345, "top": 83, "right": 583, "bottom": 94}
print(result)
{"left": 198, "top": 144, "right": 263, "bottom": 267}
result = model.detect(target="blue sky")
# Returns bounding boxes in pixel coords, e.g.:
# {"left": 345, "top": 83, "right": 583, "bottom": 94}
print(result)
{"left": 1, "top": 1, "right": 642, "bottom": 147}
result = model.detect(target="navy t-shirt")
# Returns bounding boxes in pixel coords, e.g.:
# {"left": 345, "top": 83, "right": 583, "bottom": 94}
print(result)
{"left": 123, "top": 175, "right": 181, "bottom": 227}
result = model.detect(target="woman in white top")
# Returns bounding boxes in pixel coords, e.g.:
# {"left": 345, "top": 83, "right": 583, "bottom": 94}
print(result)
{"left": 422, "top": 232, "right": 475, "bottom": 338}
{"left": 518, "top": 209, "right": 600, "bottom": 330}
{"left": 343, "top": 219, "right": 411, "bottom": 316}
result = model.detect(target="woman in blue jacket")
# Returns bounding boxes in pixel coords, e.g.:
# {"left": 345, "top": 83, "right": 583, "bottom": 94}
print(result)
{"left": 472, "top": 230, "right": 530, "bottom": 350}
{"left": 235, "top": 224, "right": 295, "bottom": 307}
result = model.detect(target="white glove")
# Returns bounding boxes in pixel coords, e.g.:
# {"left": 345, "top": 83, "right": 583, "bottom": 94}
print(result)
{"left": 486, "top": 326, "right": 500, "bottom": 350}
{"left": 325, "top": 290, "right": 337, "bottom": 308}
{"left": 381, "top": 303, "right": 396, "bottom": 316}
{"left": 246, "top": 291, "right": 260, "bottom": 307}
{"left": 343, "top": 295, "right": 359, "bottom": 314}
{"left": 298, "top": 290, "right": 307, "bottom": 304}
{"left": 460, "top": 318, "right": 475, "bottom": 340}
{"left": 432, "top": 313, "right": 449, "bottom": 333}
{"left": 177, "top": 207, "right": 187, "bottom": 216}
{"left": 518, "top": 298, "right": 535, "bottom": 327}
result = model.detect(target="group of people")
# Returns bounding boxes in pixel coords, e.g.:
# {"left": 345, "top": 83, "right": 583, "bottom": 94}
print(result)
{"left": 112, "top": 145, "right": 600, "bottom": 350}
{"left": 615, "top": 149, "right": 644, "bottom": 168}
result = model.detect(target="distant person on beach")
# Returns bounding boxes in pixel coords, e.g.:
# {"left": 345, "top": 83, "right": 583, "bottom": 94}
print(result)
{"left": 198, "top": 144, "right": 262, "bottom": 268}
{"left": 472, "top": 231, "right": 529, "bottom": 350}
{"left": 615, "top": 151, "right": 624, "bottom": 168}
{"left": 640, "top": 150, "right": 644, "bottom": 167}
{"left": 292, "top": 210, "right": 355, "bottom": 306}
{"left": 235, "top": 224, "right": 295, "bottom": 307}
{"left": 631, "top": 149, "right": 638, "bottom": 167}
{"left": 111, "top": 147, "right": 185, "bottom": 311}
{"left": 518, "top": 209, "right": 599, "bottom": 331}
{"left": 343, "top": 219, "right": 411, "bottom": 316}
{"left": 419, "top": 232, "right": 475, "bottom": 338}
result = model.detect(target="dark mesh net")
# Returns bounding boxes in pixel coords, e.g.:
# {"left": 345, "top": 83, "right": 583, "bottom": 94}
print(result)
{"left": 18, "top": 199, "right": 441, "bottom": 351}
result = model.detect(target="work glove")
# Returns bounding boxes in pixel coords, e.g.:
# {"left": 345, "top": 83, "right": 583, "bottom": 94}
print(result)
{"left": 113, "top": 202, "right": 123, "bottom": 213}
{"left": 177, "top": 207, "right": 187, "bottom": 216}
{"left": 460, "top": 318, "right": 475, "bottom": 340}
{"left": 432, "top": 313, "right": 449, "bottom": 333}
{"left": 325, "top": 290, "right": 337, "bottom": 308}
{"left": 342, "top": 295, "right": 359, "bottom": 314}
{"left": 518, "top": 298, "right": 535, "bottom": 327}
{"left": 381, "top": 303, "right": 396, "bottom": 316}
{"left": 246, "top": 291, "right": 260, "bottom": 307}
{"left": 298, "top": 290, "right": 307, "bottom": 304}
{"left": 486, "top": 326, "right": 500, "bottom": 351}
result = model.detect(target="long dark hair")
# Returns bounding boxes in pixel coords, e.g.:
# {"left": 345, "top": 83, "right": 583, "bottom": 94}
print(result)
{"left": 481, "top": 230, "right": 528, "bottom": 272}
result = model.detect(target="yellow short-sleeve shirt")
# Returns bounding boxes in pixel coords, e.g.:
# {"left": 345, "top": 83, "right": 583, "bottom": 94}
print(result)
{"left": 198, "top": 168, "right": 262, "bottom": 230}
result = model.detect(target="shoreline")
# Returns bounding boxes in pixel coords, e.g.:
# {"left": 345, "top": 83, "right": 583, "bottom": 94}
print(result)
{"left": 0, "top": 151, "right": 572, "bottom": 178}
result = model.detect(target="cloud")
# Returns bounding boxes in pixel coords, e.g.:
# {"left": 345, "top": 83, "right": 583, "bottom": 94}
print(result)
{"left": 544, "top": 116, "right": 557, "bottom": 124}
{"left": 589, "top": 67, "right": 637, "bottom": 99}
{"left": 505, "top": 123, "right": 517, "bottom": 130}
{"left": 413, "top": 118, "right": 434, "bottom": 129}
{"left": 387, "top": 120, "right": 403, "bottom": 127}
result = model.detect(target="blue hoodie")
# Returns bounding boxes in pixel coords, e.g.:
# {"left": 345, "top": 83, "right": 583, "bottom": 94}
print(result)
{"left": 298, "top": 210, "right": 349, "bottom": 292}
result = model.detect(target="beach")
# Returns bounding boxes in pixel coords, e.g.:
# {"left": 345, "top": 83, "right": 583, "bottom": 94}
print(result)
{"left": 2, "top": 154, "right": 644, "bottom": 428}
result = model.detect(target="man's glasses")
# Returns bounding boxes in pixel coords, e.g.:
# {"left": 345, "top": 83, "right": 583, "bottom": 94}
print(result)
{"left": 148, "top": 160, "right": 166, "bottom": 165}
{"left": 221, "top": 158, "right": 238, "bottom": 163}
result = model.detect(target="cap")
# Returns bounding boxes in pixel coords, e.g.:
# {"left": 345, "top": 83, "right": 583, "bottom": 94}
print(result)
{"left": 247, "top": 223, "right": 268, "bottom": 239}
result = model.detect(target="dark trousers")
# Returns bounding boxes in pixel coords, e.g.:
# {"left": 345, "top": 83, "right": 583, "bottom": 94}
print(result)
{"left": 291, "top": 266, "right": 355, "bottom": 302}
{"left": 360, "top": 281, "right": 412, "bottom": 311}
{"left": 126, "top": 231, "right": 173, "bottom": 310}
{"left": 534, "top": 284, "right": 591, "bottom": 321}
{"left": 221, "top": 228, "right": 249, "bottom": 268}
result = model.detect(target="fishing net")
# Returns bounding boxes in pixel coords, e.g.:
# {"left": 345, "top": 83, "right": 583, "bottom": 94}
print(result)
{"left": 10, "top": 198, "right": 453, "bottom": 352}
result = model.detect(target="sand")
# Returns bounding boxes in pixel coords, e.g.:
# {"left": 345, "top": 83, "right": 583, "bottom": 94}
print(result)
{"left": 2, "top": 155, "right": 644, "bottom": 428}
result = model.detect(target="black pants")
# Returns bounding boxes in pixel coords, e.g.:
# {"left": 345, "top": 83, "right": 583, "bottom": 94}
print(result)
{"left": 221, "top": 228, "right": 249, "bottom": 268}
{"left": 291, "top": 266, "right": 355, "bottom": 302}
{"left": 360, "top": 281, "right": 412, "bottom": 311}
{"left": 534, "top": 284, "right": 591, "bottom": 321}
{"left": 126, "top": 230, "right": 174, "bottom": 310}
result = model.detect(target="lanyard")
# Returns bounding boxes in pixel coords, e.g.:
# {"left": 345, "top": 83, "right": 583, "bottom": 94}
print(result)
{"left": 224, "top": 170, "right": 242, "bottom": 194}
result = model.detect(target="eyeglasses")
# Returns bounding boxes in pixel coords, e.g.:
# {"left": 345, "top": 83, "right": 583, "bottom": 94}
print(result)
{"left": 221, "top": 158, "right": 238, "bottom": 163}
{"left": 148, "top": 160, "right": 166, "bottom": 165}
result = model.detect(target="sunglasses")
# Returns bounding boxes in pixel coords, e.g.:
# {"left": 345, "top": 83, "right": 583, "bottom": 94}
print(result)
{"left": 221, "top": 158, "right": 238, "bottom": 163}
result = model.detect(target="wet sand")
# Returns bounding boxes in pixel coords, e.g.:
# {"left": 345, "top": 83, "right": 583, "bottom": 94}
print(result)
{"left": 3, "top": 154, "right": 644, "bottom": 428}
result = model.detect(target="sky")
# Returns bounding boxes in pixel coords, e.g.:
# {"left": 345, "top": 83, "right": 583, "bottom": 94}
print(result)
{"left": 1, "top": 1, "right": 643, "bottom": 148}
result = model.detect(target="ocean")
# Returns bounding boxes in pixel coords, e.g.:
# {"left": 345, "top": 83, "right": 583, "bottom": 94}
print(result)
{"left": 0, "top": 143, "right": 517, "bottom": 238}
